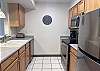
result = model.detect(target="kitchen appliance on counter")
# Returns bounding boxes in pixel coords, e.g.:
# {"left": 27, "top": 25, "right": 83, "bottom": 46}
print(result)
{"left": 70, "top": 16, "right": 80, "bottom": 28}
{"left": 16, "top": 33, "right": 25, "bottom": 38}
{"left": 60, "top": 36, "right": 70, "bottom": 71}
{"left": 78, "top": 8, "right": 100, "bottom": 71}
{"left": 70, "top": 30, "right": 78, "bottom": 44}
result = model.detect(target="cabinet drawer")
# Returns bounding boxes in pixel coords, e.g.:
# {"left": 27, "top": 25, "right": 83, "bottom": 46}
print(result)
{"left": 1, "top": 51, "right": 18, "bottom": 71}
{"left": 70, "top": 47, "right": 77, "bottom": 56}
{"left": 19, "top": 46, "right": 25, "bottom": 54}
{"left": 4, "top": 58, "right": 19, "bottom": 71}
{"left": 26, "top": 42, "right": 29, "bottom": 48}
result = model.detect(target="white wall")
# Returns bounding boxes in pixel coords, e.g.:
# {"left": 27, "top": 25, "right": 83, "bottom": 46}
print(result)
{"left": 69, "top": 0, "right": 80, "bottom": 9}
{"left": 21, "top": 3, "right": 70, "bottom": 55}
{"left": 2, "top": 0, "right": 10, "bottom": 35}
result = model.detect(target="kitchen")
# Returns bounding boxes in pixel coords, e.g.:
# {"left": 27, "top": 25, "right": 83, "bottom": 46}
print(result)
{"left": 0, "top": 0, "right": 100, "bottom": 71}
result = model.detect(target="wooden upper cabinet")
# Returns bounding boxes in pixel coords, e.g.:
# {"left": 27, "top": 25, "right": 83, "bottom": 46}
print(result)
{"left": 94, "top": 0, "right": 100, "bottom": 10}
{"left": 8, "top": 3, "right": 25, "bottom": 28}
{"left": 68, "top": 0, "right": 100, "bottom": 29}
{"left": 85, "top": 0, "right": 95, "bottom": 13}
{"left": 72, "top": 5, "right": 78, "bottom": 16}
{"left": 19, "top": 4, "right": 25, "bottom": 28}
{"left": 68, "top": 9, "right": 73, "bottom": 28}
{"left": 78, "top": 0, "right": 85, "bottom": 14}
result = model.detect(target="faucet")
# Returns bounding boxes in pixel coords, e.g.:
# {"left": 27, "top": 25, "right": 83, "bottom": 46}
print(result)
{"left": 0, "top": 34, "right": 11, "bottom": 43}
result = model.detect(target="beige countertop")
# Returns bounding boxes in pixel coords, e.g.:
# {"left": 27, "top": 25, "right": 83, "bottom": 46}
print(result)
{"left": 69, "top": 44, "right": 78, "bottom": 50}
{"left": 0, "top": 37, "right": 33, "bottom": 63}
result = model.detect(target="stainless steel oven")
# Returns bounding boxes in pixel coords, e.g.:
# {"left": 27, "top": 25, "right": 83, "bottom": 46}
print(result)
{"left": 60, "top": 36, "right": 70, "bottom": 71}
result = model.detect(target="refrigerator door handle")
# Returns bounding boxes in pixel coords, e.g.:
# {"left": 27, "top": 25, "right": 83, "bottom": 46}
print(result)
{"left": 81, "top": 15, "right": 85, "bottom": 25}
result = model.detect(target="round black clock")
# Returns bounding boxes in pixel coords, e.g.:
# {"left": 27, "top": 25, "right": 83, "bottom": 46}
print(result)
{"left": 42, "top": 15, "right": 52, "bottom": 25}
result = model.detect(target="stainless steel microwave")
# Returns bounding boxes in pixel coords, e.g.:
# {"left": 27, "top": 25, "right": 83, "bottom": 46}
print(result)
{"left": 71, "top": 16, "right": 80, "bottom": 28}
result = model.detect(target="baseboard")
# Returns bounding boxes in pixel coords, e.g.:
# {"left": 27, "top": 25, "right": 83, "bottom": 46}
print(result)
{"left": 33, "top": 55, "right": 61, "bottom": 57}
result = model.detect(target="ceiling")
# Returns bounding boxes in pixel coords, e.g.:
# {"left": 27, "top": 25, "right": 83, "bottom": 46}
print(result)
{"left": 34, "top": 0, "right": 74, "bottom": 3}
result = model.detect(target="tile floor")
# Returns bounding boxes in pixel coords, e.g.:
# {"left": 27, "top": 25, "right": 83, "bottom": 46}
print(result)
{"left": 26, "top": 57, "right": 64, "bottom": 71}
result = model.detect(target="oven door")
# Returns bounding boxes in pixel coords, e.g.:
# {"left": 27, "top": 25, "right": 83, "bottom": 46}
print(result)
{"left": 61, "top": 42, "right": 69, "bottom": 71}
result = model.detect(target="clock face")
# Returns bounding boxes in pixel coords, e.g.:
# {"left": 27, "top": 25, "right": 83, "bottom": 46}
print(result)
{"left": 42, "top": 15, "right": 52, "bottom": 25}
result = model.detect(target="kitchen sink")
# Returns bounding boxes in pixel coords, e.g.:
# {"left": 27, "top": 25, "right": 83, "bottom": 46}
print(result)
{"left": 0, "top": 40, "right": 28, "bottom": 48}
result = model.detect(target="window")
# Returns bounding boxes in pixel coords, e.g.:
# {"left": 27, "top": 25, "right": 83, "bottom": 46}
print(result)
{"left": 0, "top": 19, "right": 4, "bottom": 36}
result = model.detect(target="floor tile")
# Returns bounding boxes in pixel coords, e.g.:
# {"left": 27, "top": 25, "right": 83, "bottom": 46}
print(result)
{"left": 51, "top": 57, "right": 58, "bottom": 60}
{"left": 59, "top": 63, "right": 63, "bottom": 69}
{"left": 58, "top": 60, "right": 61, "bottom": 63}
{"left": 43, "top": 59, "right": 51, "bottom": 64}
{"left": 30, "top": 59, "right": 35, "bottom": 63}
{"left": 26, "top": 57, "right": 64, "bottom": 71}
{"left": 43, "top": 64, "right": 51, "bottom": 68}
{"left": 52, "top": 64, "right": 61, "bottom": 69}
{"left": 26, "top": 68, "right": 32, "bottom": 71}
{"left": 33, "top": 64, "right": 42, "bottom": 69}
{"left": 58, "top": 57, "right": 61, "bottom": 60}
{"left": 43, "top": 57, "right": 51, "bottom": 60}
{"left": 35, "top": 59, "right": 43, "bottom": 64}
{"left": 26, "top": 62, "right": 34, "bottom": 70}
{"left": 52, "top": 69, "right": 64, "bottom": 71}
{"left": 32, "top": 69, "right": 42, "bottom": 71}
{"left": 42, "top": 69, "right": 52, "bottom": 71}
{"left": 51, "top": 59, "right": 59, "bottom": 64}
{"left": 35, "top": 57, "right": 44, "bottom": 60}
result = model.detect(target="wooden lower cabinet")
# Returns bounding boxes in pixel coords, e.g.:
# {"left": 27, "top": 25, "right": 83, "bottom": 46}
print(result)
{"left": 69, "top": 47, "right": 77, "bottom": 71}
{"left": 69, "top": 53, "right": 77, "bottom": 71}
{"left": 19, "top": 51, "right": 26, "bottom": 71}
{"left": 0, "top": 41, "right": 33, "bottom": 71}
{"left": 4, "top": 58, "right": 19, "bottom": 71}
{"left": 26, "top": 46, "right": 30, "bottom": 67}
{"left": 29, "top": 39, "right": 34, "bottom": 62}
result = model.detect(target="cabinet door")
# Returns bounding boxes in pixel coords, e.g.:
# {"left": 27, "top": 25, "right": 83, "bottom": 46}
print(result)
{"left": 8, "top": 3, "right": 20, "bottom": 27}
{"left": 29, "top": 40, "right": 34, "bottom": 62}
{"left": 94, "top": 0, "right": 100, "bottom": 9}
{"left": 85, "top": 0, "right": 95, "bottom": 13}
{"left": 5, "top": 58, "right": 19, "bottom": 71}
{"left": 26, "top": 47, "right": 30, "bottom": 67}
{"left": 19, "top": 4, "right": 25, "bottom": 28}
{"left": 19, "top": 51, "right": 26, "bottom": 71}
{"left": 68, "top": 9, "right": 73, "bottom": 28}
{"left": 78, "top": 0, "right": 85, "bottom": 14}
{"left": 69, "top": 52, "right": 77, "bottom": 71}
{"left": 73, "top": 5, "right": 78, "bottom": 16}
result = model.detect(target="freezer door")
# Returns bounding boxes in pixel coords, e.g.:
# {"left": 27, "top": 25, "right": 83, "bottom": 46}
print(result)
{"left": 85, "top": 55, "right": 100, "bottom": 71}
{"left": 77, "top": 49, "right": 100, "bottom": 71}
{"left": 77, "top": 50, "right": 90, "bottom": 71}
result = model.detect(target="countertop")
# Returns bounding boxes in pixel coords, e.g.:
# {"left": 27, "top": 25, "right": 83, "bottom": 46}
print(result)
{"left": 60, "top": 36, "right": 70, "bottom": 45}
{"left": 69, "top": 44, "right": 78, "bottom": 50}
{"left": 0, "top": 36, "right": 34, "bottom": 63}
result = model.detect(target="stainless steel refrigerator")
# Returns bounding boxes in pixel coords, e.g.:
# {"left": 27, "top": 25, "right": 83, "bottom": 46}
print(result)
{"left": 78, "top": 8, "right": 100, "bottom": 71}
